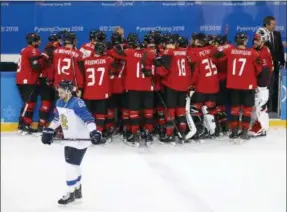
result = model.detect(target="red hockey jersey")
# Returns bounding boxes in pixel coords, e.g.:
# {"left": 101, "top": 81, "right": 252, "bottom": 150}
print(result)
{"left": 107, "top": 48, "right": 125, "bottom": 94}
{"left": 83, "top": 55, "right": 114, "bottom": 100}
{"left": 16, "top": 45, "right": 43, "bottom": 85}
{"left": 52, "top": 47, "right": 84, "bottom": 89}
{"left": 157, "top": 48, "right": 191, "bottom": 92}
{"left": 79, "top": 42, "right": 95, "bottom": 59}
{"left": 188, "top": 46, "right": 219, "bottom": 94}
{"left": 110, "top": 48, "right": 154, "bottom": 91}
{"left": 223, "top": 46, "right": 262, "bottom": 90}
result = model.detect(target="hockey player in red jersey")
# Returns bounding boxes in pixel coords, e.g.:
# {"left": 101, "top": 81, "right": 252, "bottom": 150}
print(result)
{"left": 36, "top": 33, "right": 62, "bottom": 133}
{"left": 83, "top": 42, "right": 117, "bottom": 140}
{"left": 51, "top": 33, "right": 84, "bottom": 97}
{"left": 80, "top": 30, "right": 106, "bottom": 59}
{"left": 16, "top": 33, "right": 45, "bottom": 134}
{"left": 142, "top": 31, "right": 166, "bottom": 139}
{"left": 110, "top": 33, "right": 155, "bottom": 145}
{"left": 106, "top": 32, "right": 127, "bottom": 136}
{"left": 187, "top": 33, "right": 220, "bottom": 138}
{"left": 212, "top": 35, "right": 232, "bottom": 135}
{"left": 156, "top": 34, "right": 192, "bottom": 143}
{"left": 214, "top": 32, "right": 262, "bottom": 141}
{"left": 249, "top": 29, "right": 273, "bottom": 137}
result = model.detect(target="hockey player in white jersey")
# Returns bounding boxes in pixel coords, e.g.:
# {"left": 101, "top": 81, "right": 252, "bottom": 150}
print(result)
{"left": 41, "top": 80, "right": 102, "bottom": 205}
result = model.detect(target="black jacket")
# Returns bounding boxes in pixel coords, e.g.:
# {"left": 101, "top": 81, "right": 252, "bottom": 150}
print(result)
{"left": 265, "top": 30, "right": 285, "bottom": 66}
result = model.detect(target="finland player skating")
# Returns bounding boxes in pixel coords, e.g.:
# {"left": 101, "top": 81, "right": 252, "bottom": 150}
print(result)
{"left": 41, "top": 80, "right": 103, "bottom": 205}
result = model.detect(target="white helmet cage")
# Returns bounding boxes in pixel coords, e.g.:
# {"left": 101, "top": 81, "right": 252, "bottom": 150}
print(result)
{"left": 256, "top": 27, "right": 269, "bottom": 43}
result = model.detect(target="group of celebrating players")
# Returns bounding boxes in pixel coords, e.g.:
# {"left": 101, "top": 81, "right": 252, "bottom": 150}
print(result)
{"left": 16, "top": 26, "right": 273, "bottom": 145}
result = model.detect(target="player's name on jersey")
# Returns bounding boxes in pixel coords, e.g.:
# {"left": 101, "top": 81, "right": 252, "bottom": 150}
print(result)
{"left": 231, "top": 49, "right": 252, "bottom": 56}
{"left": 55, "top": 49, "right": 80, "bottom": 57}
{"left": 174, "top": 51, "right": 187, "bottom": 56}
{"left": 85, "top": 59, "right": 107, "bottom": 65}
{"left": 199, "top": 49, "right": 211, "bottom": 57}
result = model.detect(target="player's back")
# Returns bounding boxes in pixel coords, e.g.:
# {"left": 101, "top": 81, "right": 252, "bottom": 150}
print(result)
{"left": 83, "top": 55, "right": 113, "bottom": 100}
{"left": 107, "top": 48, "right": 125, "bottom": 94}
{"left": 225, "top": 46, "right": 262, "bottom": 90}
{"left": 161, "top": 48, "right": 191, "bottom": 91}
{"left": 189, "top": 45, "right": 219, "bottom": 93}
{"left": 53, "top": 47, "right": 83, "bottom": 87}
{"left": 124, "top": 48, "right": 153, "bottom": 91}
{"left": 56, "top": 97, "right": 91, "bottom": 140}
{"left": 16, "top": 45, "right": 41, "bottom": 84}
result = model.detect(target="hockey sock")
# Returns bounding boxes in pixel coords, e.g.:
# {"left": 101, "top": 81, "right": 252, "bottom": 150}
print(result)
{"left": 22, "top": 102, "right": 36, "bottom": 126}
{"left": 122, "top": 108, "right": 130, "bottom": 131}
{"left": 230, "top": 106, "right": 241, "bottom": 129}
{"left": 242, "top": 106, "right": 252, "bottom": 130}
{"left": 105, "top": 109, "right": 115, "bottom": 130}
{"left": 94, "top": 114, "right": 105, "bottom": 132}
{"left": 65, "top": 163, "right": 81, "bottom": 192}
{"left": 129, "top": 110, "right": 140, "bottom": 134}
{"left": 143, "top": 109, "right": 154, "bottom": 133}
{"left": 176, "top": 107, "right": 187, "bottom": 133}
{"left": 157, "top": 106, "right": 165, "bottom": 126}
{"left": 165, "top": 108, "right": 175, "bottom": 136}
{"left": 75, "top": 175, "right": 82, "bottom": 189}
{"left": 39, "top": 100, "right": 52, "bottom": 127}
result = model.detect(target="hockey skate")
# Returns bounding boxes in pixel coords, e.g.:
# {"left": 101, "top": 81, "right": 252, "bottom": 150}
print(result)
{"left": 58, "top": 192, "right": 75, "bottom": 205}
{"left": 229, "top": 128, "right": 241, "bottom": 144}
{"left": 141, "top": 130, "right": 153, "bottom": 146}
{"left": 20, "top": 125, "right": 37, "bottom": 135}
{"left": 160, "top": 134, "right": 176, "bottom": 146}
{"left": 124, "top": 131, "right": 140, "bottom": 147}
{"left": 74, "top": 185, "right": 82, "bottom": 199}
{"left": 238, "top": 128, "right": 250, "bottom": 140}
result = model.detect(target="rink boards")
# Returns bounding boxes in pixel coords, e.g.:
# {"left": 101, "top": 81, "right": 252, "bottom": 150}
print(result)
{"left": 1, "top": 70, "right": 286, "bottom": 132}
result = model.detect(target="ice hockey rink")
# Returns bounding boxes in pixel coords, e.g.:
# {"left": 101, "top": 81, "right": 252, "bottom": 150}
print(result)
{"left": 1, "top": 128, "right": 286, "bottom": 212}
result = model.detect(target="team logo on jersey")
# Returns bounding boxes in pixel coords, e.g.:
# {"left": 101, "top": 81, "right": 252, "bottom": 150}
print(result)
{"left": 60, "top": 114, "right": 69, "bottom": 130}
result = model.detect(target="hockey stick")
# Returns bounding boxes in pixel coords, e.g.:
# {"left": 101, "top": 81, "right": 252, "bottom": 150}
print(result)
{"left": 185, "top": 90, "right": 197, "bottom": 139}
{"left": 53, "top": 138, "right": 90, "bottom": 141}
{"left": 150, "top": 80, "right": 185, "bottom": 141}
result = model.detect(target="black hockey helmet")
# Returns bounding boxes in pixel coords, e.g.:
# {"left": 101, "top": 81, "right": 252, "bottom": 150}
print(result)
{"left": 234, "top": 32, "right": 248, "bottom": 45}
{"left": 164, "top": 33, "right": 176, "bottom": 44}
{"left": 26, "top": 32, "right": 41, "bottom": 44}
{"left": 193, "top": 33, "right": 208, "bottom": 46}
{"left": 144, "top": 32, "right": 156, "bottom": 44}
{"left": 62, "top": 32, "right": 76, "bottom": 45}
{"left": 94, "top": 42, "right": 106, "bottom": 55}
{"left": 177, "top": 36, "right": 188, "bottom": 48}
{"left": 214, "top": 35, "right": 227, "bottom": 45}
{"left": 111, "top": 32, "right": 123, "bottom": 45}
{"left": 90, "top": 30, "right": 106, "bottom": 42}
{"left": 127, "top": 33, "right": 140, "bottom": 48}
{"left": 48, "top": 33, "right": 61, "bottom": 42}
{"left": 57, "top": 80, "right": 74, "bottom": 92}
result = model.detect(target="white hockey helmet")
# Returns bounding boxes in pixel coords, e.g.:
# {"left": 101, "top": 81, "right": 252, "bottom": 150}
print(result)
{"left": 255, "top": 27, "right": 269, "bottom": 43}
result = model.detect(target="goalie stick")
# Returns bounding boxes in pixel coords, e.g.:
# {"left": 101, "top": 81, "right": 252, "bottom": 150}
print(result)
{"left": 185, "top": 90, "right": 197, "bottom": 139}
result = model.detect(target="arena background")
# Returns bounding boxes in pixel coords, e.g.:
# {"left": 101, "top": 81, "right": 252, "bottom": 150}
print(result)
{"left": 1, "top": 1, "right": 286, "bottom": 131}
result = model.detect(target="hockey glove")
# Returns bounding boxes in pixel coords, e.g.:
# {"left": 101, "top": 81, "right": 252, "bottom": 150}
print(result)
{"left": 42, "top": 128, "right": 55, "bottom": 145}
{"left": 142, "top": 68, "right": 152, "bottom": 77}
{"left": 90, "top": 130, "right": 103, "bottom": 145}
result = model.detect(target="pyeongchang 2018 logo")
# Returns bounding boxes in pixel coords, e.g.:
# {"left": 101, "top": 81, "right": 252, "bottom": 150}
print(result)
{"left": 36, "top": 2, "right": 72, "bottom": 7}
{"left": 34, "top": 26, "right": 84, "bottom": 33}
{"left": 101, "top": 1, "right": 134, "bottom": 7}
{"left": 237, "top": 25, "right": 285, "bottom": 32}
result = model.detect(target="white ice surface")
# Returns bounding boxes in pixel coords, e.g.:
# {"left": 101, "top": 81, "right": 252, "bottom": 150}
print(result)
{"left": 1, "top": 129, "right": 286, "bottom": 212}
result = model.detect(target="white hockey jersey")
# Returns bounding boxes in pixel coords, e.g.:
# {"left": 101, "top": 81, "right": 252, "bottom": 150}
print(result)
{"left": 49, "top": 96, "right": 96, "bottom": 149}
